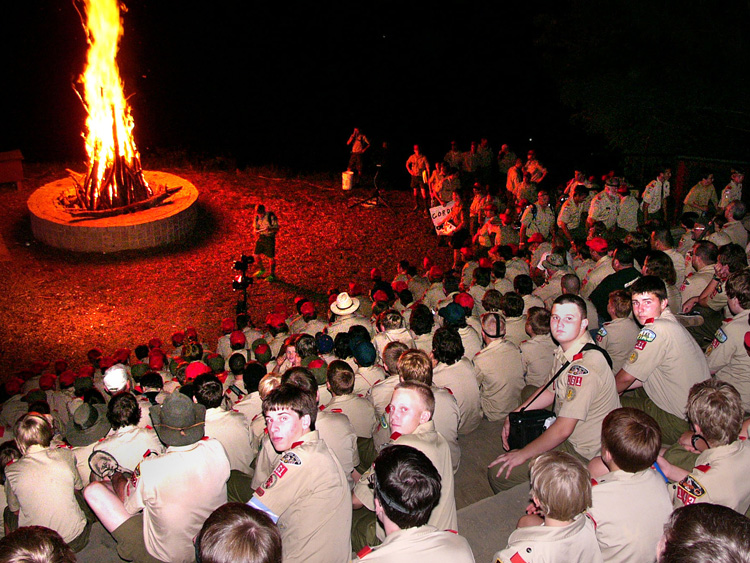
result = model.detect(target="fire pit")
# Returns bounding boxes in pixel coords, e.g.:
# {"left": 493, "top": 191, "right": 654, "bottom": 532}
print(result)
{"left": 28, "top": 171, "right": 198, "bottom": 252}
{"left": 28, "top": 0, "right": 198, "bottom": 252}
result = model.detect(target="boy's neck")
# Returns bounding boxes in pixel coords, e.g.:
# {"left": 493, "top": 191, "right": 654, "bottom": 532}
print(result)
{"left": 544, "top": 516, "right": 574, "bottom": 528}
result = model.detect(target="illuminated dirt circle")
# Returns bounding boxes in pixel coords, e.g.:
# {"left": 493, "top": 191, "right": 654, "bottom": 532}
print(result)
{"left": 28, "top": 171, "right": 198, "bottom": 252}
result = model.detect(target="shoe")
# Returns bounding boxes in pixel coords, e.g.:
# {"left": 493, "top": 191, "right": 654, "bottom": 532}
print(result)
{"left": 266, "top": 274, "right": 277, "bottom": 282}
{"left": 252, "top": 268, "right": 266, "bottom": 278}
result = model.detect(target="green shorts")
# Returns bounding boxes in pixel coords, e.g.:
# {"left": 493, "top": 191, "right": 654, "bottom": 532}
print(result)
{"left": 112, "top": 513, "right": 165, "bottom": 563}
{"left": 254, "top": 235, "right": 276, "bottom": 258}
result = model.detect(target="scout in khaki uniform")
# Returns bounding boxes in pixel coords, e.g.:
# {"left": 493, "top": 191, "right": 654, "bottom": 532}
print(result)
{"left": 520, "top": 307, "right": 557, "bottom": 388}
{"left": 557, "top": 186, "right": 588, "bottom": 241}
{"left": 587, "top": 409, "right": 673, "bottom": 563}
{"left": 4, "top": 413, "right": 90, "bottom": 552}
{"left": 705, "top": 269, "right": 750, "bottom": 411}
{"left": 586, "top": 178, "right": 621, "bottom": 230}
{"left": 519, "top": 190, "right": 555, "bottom": 243}
{"left": 354, "top": 445, "right": 474, "bottom": 563}
{"left": 247, "top": 384, "right": 352, "bottom": 563}
{"left": 595, "top": 290, "right": 640, "bottom": 374}
{"left": 474, "top": 312, "right": 524, "bottom": 422}
{"left": 488, "top": 295, "right": 620, "bottom": 493}
{"left": 580, "top": 239, "right": 614, "bottom": 299}
{"left": 679, "top": 241, "right": 718, "bottom": 303}
{"left": 83, "top": 392, "right": 231, "bottom": 563}
{"left": 616, "top": 276, "right": 710, "bottom": 445}
{"left": 323, "top": 361, "right": 377, "bottom": 439}
{"left": 658, "top": 380, "right": 750, "bottom": 514}
{"left": 492, "top": 451, "right": 603, "bottom": 563}
{"left": 353, "top": 382, "right": 458, "bottom": 552}
{"left": 532, "top": 253, "right": 570, "bottom": 309}
{"left": 682, "top": 172, "right": 718, "bottom": 215}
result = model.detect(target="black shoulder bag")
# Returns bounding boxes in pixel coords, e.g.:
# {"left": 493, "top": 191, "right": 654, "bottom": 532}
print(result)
{"left": 507, "top": 343, "right": 611, "bottom": 451}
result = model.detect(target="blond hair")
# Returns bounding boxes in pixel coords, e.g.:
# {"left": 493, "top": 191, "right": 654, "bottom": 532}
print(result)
{"left": 529, "top": 451, "right": 591, "bottom": 521}
{"left": 686, "top": 379, "right": 743, "bottom": 447}
{"left": 14, "top": 414, "right": 53, "bottom": 454}
{"left": 257, "top": 374, "right": 281, "bottom": 400}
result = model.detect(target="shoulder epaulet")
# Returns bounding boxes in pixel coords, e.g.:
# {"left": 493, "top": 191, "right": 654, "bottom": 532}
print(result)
{"left": 5, "top": 459, "right": 14, "bottom": 466}
{"left": 201, "top": 436, "right": 210, "bottom": 441}
{"left": 645, "top": 318, "right": 655, "bottom": 324}
{"left": 291, "top": 440, "right": 304, "bottom": 449}
{"left": 591, "top": 478, "right": 598, "bottom": 486}
{"left": 573, "top": 352, "right": 583, "bottom": 361}
{"left": 586, "top": 512, "right": 598, "bottom": 530}
{"left": 695, "top": 464, "right": 711, "bottom": 473}
{"left": 318, "top": 404, "right": 326, "bottom": 411}
{"left": 57, "top": 443, "right": 72, "bottom": 449}
{"left": 444, "top": 387, "right": 454, "bottom": 395}
{"left": 331, "top": 408, "right": 343, "bottom": 413}
{"left": 357, "top": 546, "right": 373, "bottom": 558}
{"left": 389, "top": 431, "right": 402, "bottom": 441}
{"left": 446, "top": 529, "right": 458, "bottom": 534}
{"left": 97, "top": 437, "right": 106, "bottom": 442}
{"left": 145, "top": 425, "right": 153, "bottom": 430}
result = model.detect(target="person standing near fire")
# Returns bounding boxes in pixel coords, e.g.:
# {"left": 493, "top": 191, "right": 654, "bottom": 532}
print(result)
{"left": 253, "top": 204, "right": 279, "bottom": 282}
{"left": 406, "top": 144, "right": 430, "bottom": 213}
{"left": 347, "top": 128, "right": 370, "bottom": 186}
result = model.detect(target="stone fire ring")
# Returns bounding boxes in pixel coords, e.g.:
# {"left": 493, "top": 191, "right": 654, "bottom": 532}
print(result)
{"left": 28, "top": 171, "right": 198, "bottom": 253}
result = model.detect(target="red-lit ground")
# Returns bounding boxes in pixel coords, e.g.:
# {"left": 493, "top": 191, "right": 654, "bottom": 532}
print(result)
{"left": 0, "top": 163, "right": 451, "bottom": 376}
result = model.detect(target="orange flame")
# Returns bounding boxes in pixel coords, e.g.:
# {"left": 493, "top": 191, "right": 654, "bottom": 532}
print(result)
{"left": 76, "top": 0, "right": 150, "bottom": 209}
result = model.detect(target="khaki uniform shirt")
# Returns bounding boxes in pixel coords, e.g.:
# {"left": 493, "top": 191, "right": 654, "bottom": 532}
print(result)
{"left": 355, "top": 365, "right": 388, "bottom": 396}
{"left": 5, "top": 444, "right": 86, "bottom": 544}
{"left": 493, "top": 514, "right": 603, "bottom": 563}
{"left": 705, "top": 279, "right": 729, "bottom": 313}
{"left": 433, "top": 358, "right": 482, "bottom": 435}
{"left": 624, "top": 309, "right": 711, "bottom": 418}
{"left": 522, "top": 294, "right": 545, "bottom": 314}
{"left": 423, "top": 283, "right": 446, "bottom": 313}
{"left": 93, "top": 424, "right": 164, "bottom": 473}
{"left": 355, "top": 421, "right": 458, "bottom": 535}
{"left": 367, "top": 375, "right": 400, "bottom": 419}
{"left": 204, "top": 407, "right": 255, "bottom": 473}
{"left": 683, "top": 182, "right": 718, "bottom": 214}
{"left": 521, "top": 204, "right": 555, "bottom": 239}
{"left": 588, "top": 191, "right": 620, "bottom": 230}
{"left": 665, "top": 249, "right": 686, "bottom": 290}
{"left": 505, "top": 315, "right": 529, "bottom": 347}
{"left": 458, "top": 325, "right": 483, "bottom": 359}
{"left": 588, "top": 469, "right": 672, "bottom": 563}
{"left": 373, "top": 329, "right": 416, "bottom": 362}
{"left": 723, "top": 220, "right": 748, "bottom": 248}
{"left": 719, "top": 180, "right": 743, "bottom": 210}
{"left": 328, "top": 314, "right": 374, "bottom": 340}
{"left": 123, "top": 438, "right": 230, "bottom": 563}
{"left": 355, "top": 525, "right": 475, "bottom": 562}
{"left": 670, "top": 440, "right": 750, "bottom": 513}
{"left": 494, "top": 278, "right": 514, "bottom": 296}
{"left": 679, "top": 264, "right": 715, "bottom": 303}
{"left": 552, "top": 334, "right": 621, "bottom": 460}
{"left": 706, "top": 309, "right": 750, "bottom": 411}
{"left": 617, "top": 195, "right": 639, "bottom": 232}
{"left": 557, "top": 198, "right": 585, "bottom": 231}
{"left": 574, "top": 258, "right": 596, "bottom": 284}
{"left": 641, "top": 179, "right": 669, "bottom": 213}
{"left": 232, "top": 391, "right": 263, "bottom": 426}
{"left": 322, "top": 394, "right": 376, "bottom": 439}
{"left": 595, "top": 317, "right": 639, "bottom": 374}
{"left": 581, "top": 256, "right": 614, "bottom": 299}
{"left": 533, "top": 270, "right": 567, "bottom": 309}
{"left": 520, "top": 334, "right": 557, "bottom": 387}
{"left": 505, "top": 258, "right": 530, "bottom": 284}
{"left": 474, "top": 339, "right": 524, "bottom": 422}
{"left": 250, "top": 430, "right": 352, "bottom": 563}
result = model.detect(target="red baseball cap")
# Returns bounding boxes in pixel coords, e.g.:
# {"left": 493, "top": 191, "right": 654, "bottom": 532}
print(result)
{"left": 185, "top": 361, "right": 212, "bottom": 382}
{"left": 392, "top": 281, "right": 408, "bottom": 294}
{"left": 230, "top": 330, "right": 247, "bottom": 347}
{"left": 300, "top": 302, "right": 315, "bottom": 315}
{"left": 373, "top": 290, "right": 389, "bottom": 303}
{"left": 454, "top": 292, "right": 475, "bottom": 309}
{"left": 428, "top": 266, "right": 444, "bottom": 279}
{"left": 586, "top": 237, "right": 609, "bottom": 253}
{"left": 221, "top": 318, "right": 235, "bottom": 333}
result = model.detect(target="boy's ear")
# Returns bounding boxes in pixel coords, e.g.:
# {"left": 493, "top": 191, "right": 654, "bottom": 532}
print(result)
{"left": 532, "top": 495, "right": 541, "bottom": 508}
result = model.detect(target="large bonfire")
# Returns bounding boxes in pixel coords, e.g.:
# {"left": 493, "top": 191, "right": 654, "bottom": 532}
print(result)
{"left": 69, "top": 0, "right": 154, "bottom": 212}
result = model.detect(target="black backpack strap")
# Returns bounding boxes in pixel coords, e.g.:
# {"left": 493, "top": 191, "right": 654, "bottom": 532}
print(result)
{"left": 580, "top": 342, "right": 613, "bottom": 370}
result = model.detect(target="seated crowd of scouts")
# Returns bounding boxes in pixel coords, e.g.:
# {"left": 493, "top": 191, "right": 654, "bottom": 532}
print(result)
{"left": 1, "top": 144, "right": 749, "bottom": 563}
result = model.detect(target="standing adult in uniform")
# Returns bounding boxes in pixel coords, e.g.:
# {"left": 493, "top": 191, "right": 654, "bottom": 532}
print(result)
{"left": 253, "top": 204, "right": 280, "bottom": 282}
{"left": 406, "top": 145, "right": 430, "bottom": 212}
{"left": 347, "top": 128, "right": 370, "bottom": 186}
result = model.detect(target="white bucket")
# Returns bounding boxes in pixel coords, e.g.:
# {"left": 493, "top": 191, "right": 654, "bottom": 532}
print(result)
{"left": 342, "top": 171, "right": 354, "bottom": 191}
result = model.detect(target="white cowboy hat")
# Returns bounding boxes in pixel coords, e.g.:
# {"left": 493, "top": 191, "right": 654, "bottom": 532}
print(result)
{"left": 330, "top": 292, "right": 360, "bottom": 315}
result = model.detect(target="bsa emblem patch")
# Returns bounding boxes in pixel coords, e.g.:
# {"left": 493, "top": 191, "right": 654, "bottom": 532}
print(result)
{"left": 273, "top": 463, "right": 288, "bottom": 479}
{"left": 635, "top": 340, "right": 646, "bottom": 350}
{"left": 568, "top": 365, "right": 589, "bottom": 376}
{"left": 566, "top": 388, "right": 576, "bottom": 401}
{"left": 676, "top": 474, "right": 705, "bottom": 505}
{"left": 715, "top": 329, "right": 728, "bottom": 343}
{"left": 263, "top": 474, "right": 278, "bottom": 489}
{"left": 567, "top": 374, "right": 583, "bottom": 387}
{"left": 628, "top": 351, "right": 638, "bottom": 364}
{"left": 637, "top": 329, "right": 656, "bottom": 342}
{"left": 281, "top": 452, "right": 302, "bottom": 466}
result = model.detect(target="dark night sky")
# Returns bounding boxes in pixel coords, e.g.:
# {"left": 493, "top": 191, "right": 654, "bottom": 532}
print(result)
{"left": 0, "top": 1, "right": 710, "bottom": 176}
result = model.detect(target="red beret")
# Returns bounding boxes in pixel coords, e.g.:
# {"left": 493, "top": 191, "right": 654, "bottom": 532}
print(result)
{"left": 39, "top": 374, "right": 56, "bottom": 391}
{"left": 78, "top": 365, "right": 95, "bottom": 378}
{"left": 454, "top": 292, "right": 475, "bottom": 309}
{"left": 185, "top": 361, "right": 212, "bottom": 382}
{"left": 113, "top": 348, "right": 131, "bottom": 364}
{"left": 99, "top": 356, "right": 116, "bottom": 370}
{"left": 31, "top": 360, "right": 49, "bottom": 375}
{"left": 148, "top": 352, "right": 165, "bottom": 371}
{"left": 230, "top": 330, "right": 247, "bottom": 347}
{"left": 53, "top": 360, "right": 68, "bottom": 374}
{"left": 423, "top": 257, "right": 434, "bottom": 270}
{"left": 5, "top": 377, "right": 24, "bottom": 396}
{"left": 185, "top": 327, "right": 199, "bottom": 340}
{"left": 586, "top": 237, "right": 609, "bottom": 253}
{"left": 265, "top": 313, "right": 287, "bottom": 328}
{"left": 392, "top": 281, "right": 408, "bottom": 294}
{"left": 221, "top": 318, "right": 235, "bottom": 333}
{"left": 373, "top": 290, "right": 389, "bottom": 303}
{"left": 171, "top": 331, "right": 185, "bottom": 345}
{"left": 59, "top": 370, "right": 76, "bottom": 388}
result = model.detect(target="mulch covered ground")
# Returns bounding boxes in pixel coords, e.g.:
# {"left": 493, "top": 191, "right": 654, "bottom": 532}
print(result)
{"left": 0, "top": 162, "right": 452, "bottom": 377}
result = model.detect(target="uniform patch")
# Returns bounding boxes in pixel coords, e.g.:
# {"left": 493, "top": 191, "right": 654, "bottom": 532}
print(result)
{"left": 596, "top": 327, "right": 607, "bottom": 342}
{"left": 273, "top": 463, "right": 288, "bottom": 478}
{"left": 567, "top": 374, "right": 583, "bottom": 387}
{"left": 676, "top": 474, "right": 705, "bottom": 506}
{"left": 705, "top": 345, "right": 714, "bottom": 357}
{"left": 628, "top": 351, "right": 638, "bottom": 363}
{"left": 565, "top": 388, "right": 576, "bottom": 401}
{"left": 635, "top": 340, "right": 647, "bottom": 350}
{"left": 255, "top": 486, "right": 265, "bottom": 497}
{"left": 281, "top": 451, "right": 302, "bottom": 466}
{"left": 715, "top": 328, "right": 728, "bottom": 343}
{"left": 637, "top": 329, "right": 656, "bottom": 342}
{"left": 568, "top": 365, "right": 588, "bottom": 376}
{"left": 263, "top": 473, "right": 278, "bottom": 489}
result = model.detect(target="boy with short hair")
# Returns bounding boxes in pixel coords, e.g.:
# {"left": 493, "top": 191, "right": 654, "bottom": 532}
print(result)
{"left": 657, "top": 379, "right": 750, "bottom": 513}
{"left": 595, "top": 290, "right": 639, "bottom": 374}
{"left": 492, "top": 451, "right": 602, "bottom": 563}
{"left": 587, "top": 408, "right": 673, "bottom": 563}
{"left": 322, "top": 360, "right": 377, "bottom": 441}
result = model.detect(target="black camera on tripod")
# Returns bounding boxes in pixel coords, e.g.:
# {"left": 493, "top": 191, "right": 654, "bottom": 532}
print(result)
{"left": 232, "top": 254, "right": 255, "bottom": 314}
